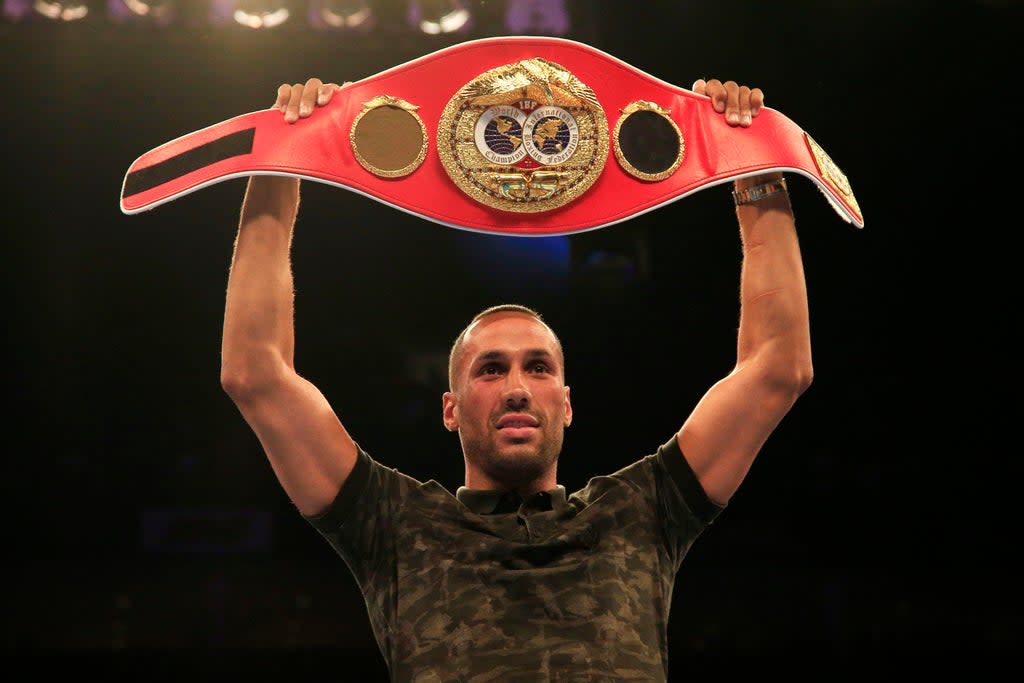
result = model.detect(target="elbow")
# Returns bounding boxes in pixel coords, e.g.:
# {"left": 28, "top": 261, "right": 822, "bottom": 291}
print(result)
{"left": 780, "top": 352, "right": 814, "bottom": 399}
{"left": 793, "top": 361, "right": 814, "bottom": 397}
{"left": 220, "top": 351, "right": 286, "bottom": 403}
{"left": 756, "top": 344, "right": 813, "bottom": 400}
{"left": 759, "top": 362, "right": 812, "bottom": 414}
{"left": 220, "top": 364, "right": 258, "bottom": 402}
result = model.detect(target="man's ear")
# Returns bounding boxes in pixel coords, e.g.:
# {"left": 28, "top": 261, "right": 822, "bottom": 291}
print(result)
{"left": 442, "top": 391, "right": 458, "bottom": 432}
{"left": 564, "top": 385, "right": 573, "bottom": 427}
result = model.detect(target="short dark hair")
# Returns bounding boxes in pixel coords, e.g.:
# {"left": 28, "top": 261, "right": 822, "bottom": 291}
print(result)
{"left": 447, "top": 304, "right": 563, "bottom": 389}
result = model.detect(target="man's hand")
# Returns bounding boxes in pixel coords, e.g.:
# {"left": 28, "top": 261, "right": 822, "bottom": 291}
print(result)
{"left": 692, "top": 78, "right": 764, "bottom": 127}
{"left": 274, "top": 77, "right": 346, "bottom": 123}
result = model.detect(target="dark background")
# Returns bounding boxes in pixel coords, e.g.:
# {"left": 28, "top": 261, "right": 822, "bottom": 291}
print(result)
{"left": 3, "top": 0, "right": 1019, "bottom": 678}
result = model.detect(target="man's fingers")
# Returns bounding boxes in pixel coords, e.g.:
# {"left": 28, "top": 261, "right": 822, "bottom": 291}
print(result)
{"left": 749, "top": 87, "right": 765, "bottom": 117}
{"left": 696, "top": 78, "right": 766, "bottom": 127}
{"left": 720, "top": 80, "right": 741, "bottom": 125}
{"left": 299, "top": 77, "right": 323, "bottom": 118}
{"left": 274, "top": 83, "right": 292, "bottom": 111}
{"left": 275, "top": 78, "right": 346, "bottom": 123}
{"left": 703, "top": 78, "right": 726, "bottom": 112}
{"left": 280, "top": 83, "right": 302, "bottom": 123}
{"left": 317, "top": 81, "right": 346, "bottom": 106}
{"left": 317, "top": 83, "right": 335, "bottom": 106}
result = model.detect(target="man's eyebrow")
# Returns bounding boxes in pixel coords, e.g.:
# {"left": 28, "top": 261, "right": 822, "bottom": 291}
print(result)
{"left": 473, "top": 349, "right": 554, "bottom": 363}
{"left": 470, "top": 350, "right": 508, "bottom": 368}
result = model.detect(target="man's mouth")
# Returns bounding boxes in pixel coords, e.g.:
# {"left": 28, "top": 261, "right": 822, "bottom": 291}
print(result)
{"left": 496, "top": 414, "right": 539, "bottom": 430}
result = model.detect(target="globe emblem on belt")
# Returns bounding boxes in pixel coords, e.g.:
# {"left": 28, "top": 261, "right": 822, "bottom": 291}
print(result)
{"left": 475, "top": 105, "right": 528, "bottom": 165}
{"left": 522, "top": 106, "right": 578, "bottom": 166}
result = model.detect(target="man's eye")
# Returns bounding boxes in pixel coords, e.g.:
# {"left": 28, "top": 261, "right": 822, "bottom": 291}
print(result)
{"left": 481, "top": 365, "right": 499, "bottom": 375}
{"left": 530, "top": 363, "right": 549, "bottom": 373}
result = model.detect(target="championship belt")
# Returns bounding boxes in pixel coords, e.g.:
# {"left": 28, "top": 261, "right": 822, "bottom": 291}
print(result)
{"left": 120, "top": 36, "right": 863, "bottom": 235}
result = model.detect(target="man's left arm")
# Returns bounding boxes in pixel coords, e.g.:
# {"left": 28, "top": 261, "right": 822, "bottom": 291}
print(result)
{"left": 676, "top": 80, "right": 813, "bottom": 506}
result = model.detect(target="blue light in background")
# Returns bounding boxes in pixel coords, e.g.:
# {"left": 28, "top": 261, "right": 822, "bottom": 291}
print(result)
{"left": 455, "top": 232, "right": 570, "bottom": 300}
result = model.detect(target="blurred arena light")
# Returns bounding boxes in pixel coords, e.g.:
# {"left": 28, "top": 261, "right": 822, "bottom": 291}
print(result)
{"left": 209, "top": 0, "right": 292, "bottom": 28}
{"left": 308, "top": 0, "right": 373, "bottom": 31}
{"left": 504, "top": 0, "right": 568, "bottom": 35}
{"left": 2, "top": 0, "right": 584, "bottom": 34}
{"left": 31, "top": 0, "right": 90, "bottom": 20}
{"left": 407, "top": 0, "right": 472, "bottom": 35}
{"left": 2, "top": 0, "right": 29, "bottom": 19}
{"left": 233, "top": 0, "right": 290, "bottom": 28}
{"left": 107, "top": 0, "right": 176, "bottom": 25}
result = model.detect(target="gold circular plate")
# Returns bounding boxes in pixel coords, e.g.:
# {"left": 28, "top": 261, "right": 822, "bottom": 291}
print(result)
{"left": 350, "top": 96, "right": 428, "bottom": 178}
{"left": 437, "top": 57, "right": 608, "bottom": 213}
{"left": 613, "top": 101, "right": 684, "bottom": 181}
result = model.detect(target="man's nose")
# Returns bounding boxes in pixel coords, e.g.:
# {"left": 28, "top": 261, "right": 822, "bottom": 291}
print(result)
{"left": 504, "top": 391, "right": 529, "bottom": 411}
{"left": 503, "top": 375, "right": 530, "bottom": 411}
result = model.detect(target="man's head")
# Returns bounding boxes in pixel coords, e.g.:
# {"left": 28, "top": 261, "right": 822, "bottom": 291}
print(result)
{"left": 443, "top": 305, "right": 572, "bottom": 494}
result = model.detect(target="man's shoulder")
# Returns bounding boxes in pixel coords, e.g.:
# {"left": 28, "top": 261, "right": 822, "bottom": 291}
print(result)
{"left": 568, "top": 451, "right": 662, "bottom": 511}
{"left": 361, "top": 450, "right": 457, "bottom": 504}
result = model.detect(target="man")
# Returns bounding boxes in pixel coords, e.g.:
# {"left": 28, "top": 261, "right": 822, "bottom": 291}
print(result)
{"left": 220, "top": 76, "right": 811, "bottom": 681}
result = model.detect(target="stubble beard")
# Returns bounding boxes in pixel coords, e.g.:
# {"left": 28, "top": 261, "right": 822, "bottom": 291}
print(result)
{"left": 466, "top": 429, "right": 563, "bottom": 490}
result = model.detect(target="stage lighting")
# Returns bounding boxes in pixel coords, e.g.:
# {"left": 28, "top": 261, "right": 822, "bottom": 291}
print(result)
{"left": 234, "top": 0, "right": 290, "bottom": 28}
{"left": 31, "top": 0, "right": 90, "bottom": 20}
{"left": 2, "top": 0, "right": 29, "bottom": 19}
{"left": 504, "top": 0, "right": 569, "bottom": 36}
{"left": 407, "top": 0, "right": 472, "bottom": 36}
{"left": 308, "top": 0, "right": 374, "bottom": 31}
{"left": 210, "top": 0, "right": 291, "bottom": 29}
{"left": 107, "top": 0, "right": 175, "bottom": 25}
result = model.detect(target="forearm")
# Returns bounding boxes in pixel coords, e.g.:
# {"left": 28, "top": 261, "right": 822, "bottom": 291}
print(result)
{"left": 734, "top": 174, "right": 812, "bottom": 382}
{"left": 221, "top": 176, "right": 301, "bottom": 389}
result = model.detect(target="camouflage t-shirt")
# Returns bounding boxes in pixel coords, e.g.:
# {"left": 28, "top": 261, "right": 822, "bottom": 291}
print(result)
{"left": 306, "top": 436, "right": 723, "bottom": 682}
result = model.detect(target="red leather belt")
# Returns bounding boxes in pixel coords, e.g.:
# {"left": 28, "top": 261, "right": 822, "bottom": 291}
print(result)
{"left": 120, "top": 36, "right": 863, "bottom": 235}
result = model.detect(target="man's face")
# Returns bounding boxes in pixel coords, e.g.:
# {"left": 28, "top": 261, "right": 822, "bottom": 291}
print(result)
{"left": 443, "top": 312, "right": 572, "bottom": 491}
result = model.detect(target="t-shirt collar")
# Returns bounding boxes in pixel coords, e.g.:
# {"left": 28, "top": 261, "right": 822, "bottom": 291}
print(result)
{"left": 456, "top": 485, "right": 567, "bottom": 515}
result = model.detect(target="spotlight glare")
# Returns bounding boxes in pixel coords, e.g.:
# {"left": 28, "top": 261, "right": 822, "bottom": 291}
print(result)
{"left": 33, "top": 0, "right": 89, "bottom": 20}
{"left": 108, "top": 0, "right": 176, "bottom": 25}
{"left": 233, "top": 5, "right": 289, "bottom": 28}
{"left": 309, "top": 0, "right": 374, "bottom": 31}
{"left": 420, "top": 7, "right": 467, "bottom": 34}
{"left": 408, "top": 0, "right": 472, "bottom": 36}
{"left": 123, "top": 0, "right": 166, "bottom": 17}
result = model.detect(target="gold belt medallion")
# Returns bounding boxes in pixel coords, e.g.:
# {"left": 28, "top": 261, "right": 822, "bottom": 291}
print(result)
{"left": 437, "top": 58, "right": 609, "bottom": 213}
{"left": 350, "top": 96, "right": 428, "bottom": 178}
{"left": 613, "top": 100, "right": 684, "bottom": 181}
{"left": 805, "top": 133, "right": 860, "bottom": 218}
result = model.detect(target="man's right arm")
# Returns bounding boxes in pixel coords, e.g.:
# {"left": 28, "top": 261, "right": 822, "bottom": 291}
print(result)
{"left": 220, "top": 79, "right": 356, "bottom": 517}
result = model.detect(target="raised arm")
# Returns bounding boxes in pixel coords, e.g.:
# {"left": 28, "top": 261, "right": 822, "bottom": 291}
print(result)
{"left": 220, "top": 78, "right": 358, "bottom": 517}
{"left": 676, "top": 79, "right": 814, "bottom": 506}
